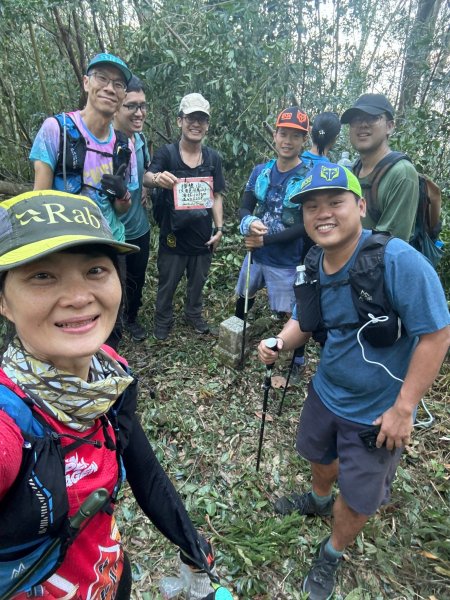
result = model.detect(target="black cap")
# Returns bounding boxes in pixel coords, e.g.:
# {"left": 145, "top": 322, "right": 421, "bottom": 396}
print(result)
{"left": 341, "top": 94, "right": 395, "bottom": 124}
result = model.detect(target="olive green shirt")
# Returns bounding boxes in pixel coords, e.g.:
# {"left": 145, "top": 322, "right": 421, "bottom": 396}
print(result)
{"left": 360, "top": 159, "right": 419, "bottom": 242}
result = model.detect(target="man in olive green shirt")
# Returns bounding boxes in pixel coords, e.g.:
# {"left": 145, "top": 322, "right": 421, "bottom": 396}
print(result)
{"left": 341, "top": 94, "right": 419, "bottom": 241}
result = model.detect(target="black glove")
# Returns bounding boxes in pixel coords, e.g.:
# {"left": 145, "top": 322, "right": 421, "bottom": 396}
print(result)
{"left": 180, "top": 536, "right": 215, "bottom": 573}
{"left": 100, "top": 163, "right": 127, "bottom": 201}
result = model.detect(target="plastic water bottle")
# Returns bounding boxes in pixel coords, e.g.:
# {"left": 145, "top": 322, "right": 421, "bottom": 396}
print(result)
{"left": 159, "top": 563, "right": 192, "bottom": 599}
{"left": 337, "top": 151, "right": 353, "bottom": 168}
{"left": 295, "top": 264, "right": 307, "bottom": 286}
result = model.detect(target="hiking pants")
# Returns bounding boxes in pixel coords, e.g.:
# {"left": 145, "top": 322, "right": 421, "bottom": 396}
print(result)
{"left": 125, "top": 230, "right": 150, "bottom": 323}
{"left": 154, "top": 250, "right": 212, "bottom": 329}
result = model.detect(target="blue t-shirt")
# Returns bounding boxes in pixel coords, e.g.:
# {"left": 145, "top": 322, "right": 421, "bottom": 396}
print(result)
{"left": 246, "top": 162, "right": 304, "bottom": 268}
{"left": 301, "top": 150, "right": 330, "bottom": 168}
{"left": 293, "top": 230, "right": 449, "bottom": 424}
{"left": 120, "top": 133, "right": 150, "bottom": 241}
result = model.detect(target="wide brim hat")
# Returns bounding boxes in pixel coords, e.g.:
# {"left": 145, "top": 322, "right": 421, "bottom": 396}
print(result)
{"left": 291, "top": 163, "right": 362, "bottom": 203}
{"left": 86, "top": 53, "right": 132, "bottom": 84}
{"left": 0, "top": 190, "right": 139, "bottom": 272}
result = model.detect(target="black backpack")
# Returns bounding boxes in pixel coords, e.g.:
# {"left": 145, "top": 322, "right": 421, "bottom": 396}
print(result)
{"left": 353, "top": 152, "right": 443, "bottom": 267}
{"left": 151, "top": 143, "right": 215, "bottom": 231}
{"left": 53, "top": 113, "right": 131, "bottom": 194}
{"left": 295, "top": 232, "right": 403, "bottom": 348}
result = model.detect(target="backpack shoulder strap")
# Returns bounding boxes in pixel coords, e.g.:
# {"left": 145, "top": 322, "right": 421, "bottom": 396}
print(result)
{"left": 166, "top": 142, "right": 179, "bottom": 170}
{"left": 359, "top": 152, "right": 410, "bottom": 223}
{"left": 112, "top": 129, "right": 131, "bottom": 175}
{"left": 138, "top": 132, "right": 151, "bottom": 169}
{"left": 0, "top": 371, "right": 43, "bottom": 436}
{"left": 304, "top": 244, "right": 322, "bottom": 278}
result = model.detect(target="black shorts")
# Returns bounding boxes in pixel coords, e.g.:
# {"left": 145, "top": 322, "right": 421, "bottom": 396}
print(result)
{"left": 296, "top": 383, "right": 403, "bottom": 515}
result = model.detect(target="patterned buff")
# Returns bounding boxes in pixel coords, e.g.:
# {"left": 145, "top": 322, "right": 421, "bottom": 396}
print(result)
{"left": 2, "top": 337, "right": 134, "bottom": 431}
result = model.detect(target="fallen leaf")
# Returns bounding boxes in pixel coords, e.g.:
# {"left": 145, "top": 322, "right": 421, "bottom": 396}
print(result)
{"left": 434, "top": 565, "right": 450, "bottom": 577}
{"left": 271, "top": 375, "right": 287, "bottom": 389}
{"left": 255, "top": 411, "right": 273, "bottom": 421}
{"left": 420, "top": 550, "right": 439, "bottom": 560}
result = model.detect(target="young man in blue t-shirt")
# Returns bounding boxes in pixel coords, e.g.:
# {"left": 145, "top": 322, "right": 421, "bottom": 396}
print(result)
{"left": 258, "top": 163, "right": 450, "bottom": 600}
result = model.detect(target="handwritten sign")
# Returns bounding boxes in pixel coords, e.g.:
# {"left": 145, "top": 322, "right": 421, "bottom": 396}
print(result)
{"left": 173, "top": 177, "right": 214, "bottom": 210}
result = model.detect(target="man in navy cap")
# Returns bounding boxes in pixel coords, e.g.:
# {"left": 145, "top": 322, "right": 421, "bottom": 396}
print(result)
{"left": 341, "top": 93, "right": 419, "bottom": 242}
{"left": 30, "top": 53, "right": 138, "bottom": 243}
{"left": 258, "top": 163, "right": 449, "bottom": 600}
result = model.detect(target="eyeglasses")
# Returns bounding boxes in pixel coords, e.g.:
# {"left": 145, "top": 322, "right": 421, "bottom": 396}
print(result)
{"left": 122, "top": 102, "right": 148, "bottom": 113}
{"left": 349, "top": 114, "right": 385, "bottom": 127}
{"left": 89, "top": 71, "right": 127, "bottom": 92}
{"left": 183, "top": 113, "right": 209, "bottom": 125}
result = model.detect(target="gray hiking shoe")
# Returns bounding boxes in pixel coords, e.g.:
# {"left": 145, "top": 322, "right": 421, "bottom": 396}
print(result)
{"left": 302, "top": 537, "right": 341, "bottom": 600}
{"left": 274, "top": 491, "right": 334, "bottom": 517}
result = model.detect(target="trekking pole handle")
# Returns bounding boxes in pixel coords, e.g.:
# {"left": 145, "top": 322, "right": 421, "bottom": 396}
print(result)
{"left": 264, "top": 337, "right": 279, "bottom": 372}
{"left": 70, "top": 488, "right": 109, "bottom": 529}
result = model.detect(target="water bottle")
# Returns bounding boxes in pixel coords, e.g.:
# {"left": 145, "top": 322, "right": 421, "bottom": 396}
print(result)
{"left": 295, "top": 264, "right": 307, "bottom": 286}
{"left": 337, "top": 151, "right": 353, "bottom": 168}
{"left": 159, "top": 563, "right": 192, "bottom": 599}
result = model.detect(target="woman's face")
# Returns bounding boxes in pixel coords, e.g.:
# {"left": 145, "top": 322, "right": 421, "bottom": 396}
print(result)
{"left": 0, "top": 251, "right": 121, "bottom": 379}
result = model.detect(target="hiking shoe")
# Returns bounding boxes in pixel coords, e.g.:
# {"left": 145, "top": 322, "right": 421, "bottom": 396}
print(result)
{"left": 183, "top": 316, "right": 210, "bottom": 334}
{"left": 302, "top": 537, "right": 341, "bottom": 600}
{"left": 154, "top": 326, "right": 170, "bottom": 340}
{"left": 125, "top": 320, "right": 147, "bottom": 341}
{"left": 274, "top": 491, "right": 334, "bottom": 517}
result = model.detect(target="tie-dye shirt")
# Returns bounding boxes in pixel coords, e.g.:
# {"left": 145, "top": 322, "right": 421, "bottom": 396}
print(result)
{"left": 30, "top": 110, "right": 138, "bottom": 241}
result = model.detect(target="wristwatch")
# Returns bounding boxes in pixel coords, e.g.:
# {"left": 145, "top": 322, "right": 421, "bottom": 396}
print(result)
{"left": 213, "top": 227, "right": 223, "bottom": 235}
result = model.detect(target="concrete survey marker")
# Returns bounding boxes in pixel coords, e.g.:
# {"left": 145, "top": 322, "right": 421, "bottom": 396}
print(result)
{"left": 216, "top": 315, "right": 251, "bottom": 368}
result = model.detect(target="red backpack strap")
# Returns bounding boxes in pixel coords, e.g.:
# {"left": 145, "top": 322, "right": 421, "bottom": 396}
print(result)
{"left": 100, "top": 344, "right": 129, "bottom": 367}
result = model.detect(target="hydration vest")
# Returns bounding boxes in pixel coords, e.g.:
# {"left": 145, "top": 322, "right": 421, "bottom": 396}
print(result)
{"left": 0, "top": 353, "right": 136, "bottom": 599}
{"left": 295, "top": 232, "right": 403, "bottom": 347}
{"left": 254, "top": 159, "right": 310, "bottom": 227}
{"left": 53, "top": 113, "right": 131, "bottom": 194}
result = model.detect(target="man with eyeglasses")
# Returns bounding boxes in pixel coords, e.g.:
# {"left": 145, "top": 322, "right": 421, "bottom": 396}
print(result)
{"left": 341, "top": 93, "right": 419, "bottom": 241}
{"left": 112, "top": 75, "right": 151, "bottom": 342}
{"left": 144, "top": 93, "right": 225, "bottom": 340}
{"left": 30, "top": 53, "right": 138, "bottom": 244}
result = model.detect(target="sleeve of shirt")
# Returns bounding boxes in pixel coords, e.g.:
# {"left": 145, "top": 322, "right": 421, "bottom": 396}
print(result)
{"left": 0, "top": 410, "right": 24, "bottom": 501}
{"left": 376, "top": 161, "right": 420, "bottom": 241}
{"left": 123, "top": 415, "right": 206, "bottom": 561}
{"left": 147, "top": 145, "right": 170, "bottom": 174}
{"left": 384, "top": 239, "right": 450, "bottom": 337}
{"left": 29, "top": 116, "right": 60, "bottom": 169}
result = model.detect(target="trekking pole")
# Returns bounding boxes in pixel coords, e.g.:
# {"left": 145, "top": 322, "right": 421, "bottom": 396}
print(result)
{"left": 239, "top": 250, "right": 252, "bottom": 369}
{"left": 277, "top": 350, "right": 296, "bottom": 416}
{"left": 256, "top": 337, "right": 279, "bottom": 472}
{"left": 1, "top": 488, "right": 109, "bottom": 600}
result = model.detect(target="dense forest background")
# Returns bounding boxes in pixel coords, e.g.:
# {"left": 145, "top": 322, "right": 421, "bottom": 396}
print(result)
{"left": 0, "top": 1, "right": 449, "bottom": 598}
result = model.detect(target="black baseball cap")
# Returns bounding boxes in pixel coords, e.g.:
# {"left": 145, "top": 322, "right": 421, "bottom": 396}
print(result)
{"left": 341, "top": 94, "right": 395, "bottom": 124}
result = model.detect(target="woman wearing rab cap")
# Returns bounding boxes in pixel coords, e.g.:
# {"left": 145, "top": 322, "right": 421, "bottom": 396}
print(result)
{"left": 0, "top": 191, "right": 229, "bottom": 600}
